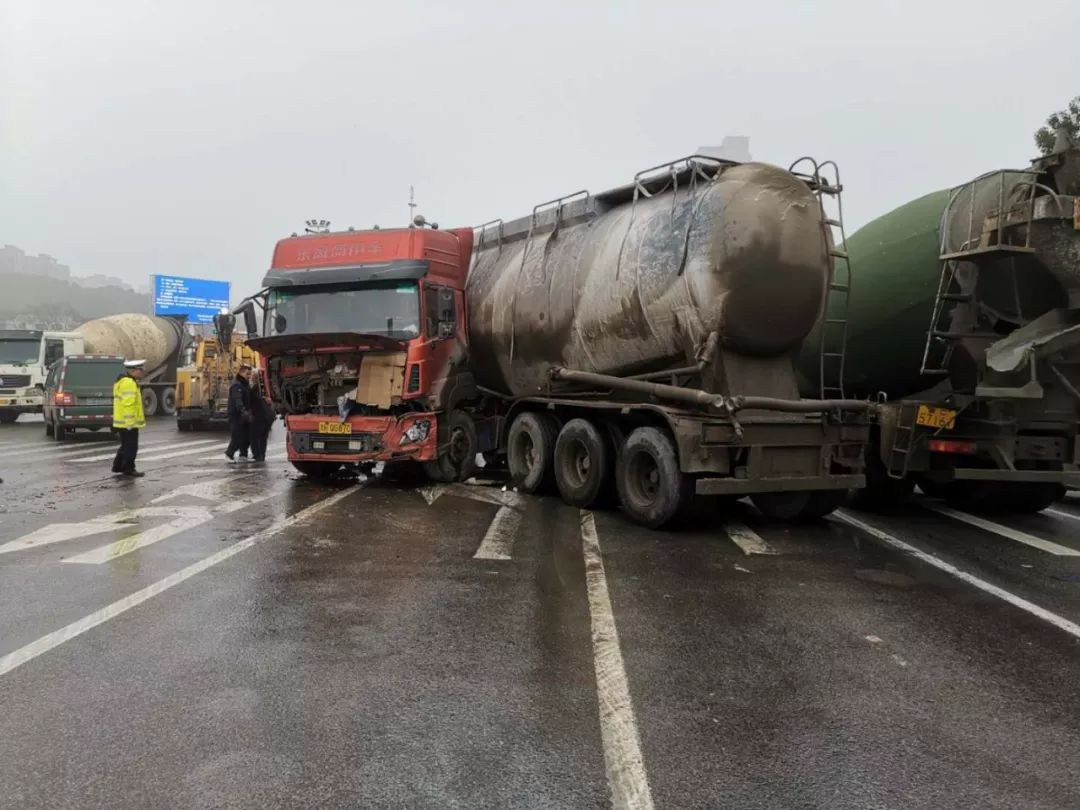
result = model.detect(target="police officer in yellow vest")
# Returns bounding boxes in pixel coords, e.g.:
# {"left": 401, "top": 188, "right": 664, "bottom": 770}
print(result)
{"left": 112, "top": 359, "right": 147, "bottom": 477}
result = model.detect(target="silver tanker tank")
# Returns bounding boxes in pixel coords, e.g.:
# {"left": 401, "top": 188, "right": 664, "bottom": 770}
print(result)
{"left": 466, "top": 160, "right": 831, "bottom": 397}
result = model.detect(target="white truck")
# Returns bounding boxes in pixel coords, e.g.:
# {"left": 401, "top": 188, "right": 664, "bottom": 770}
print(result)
{"left": 0, "top": 329, "right": 85, "bottom": 423}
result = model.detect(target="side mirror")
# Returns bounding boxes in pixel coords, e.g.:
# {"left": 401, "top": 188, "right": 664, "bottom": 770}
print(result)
{"left": 438, "top": 321, "right": 455, "bottom": 338}
{"left": 234, "top": 301, "right": 259, "bottom": 338}
{"left": 438, "top": 288, "right": 455, "bottom": 323}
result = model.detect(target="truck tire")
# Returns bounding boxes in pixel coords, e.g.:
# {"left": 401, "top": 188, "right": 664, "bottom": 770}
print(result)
{"left": 508, "top": 411, "right": 559, "bottom": 494}
{"left": 424, "top": 410, "right": 478, "bottom": 483}
{"left": 141, "top": 387, "right": 159, "bottom": 418}
{"left": 850, "top": 443, "right": 914, "bottom": 511}
{"left": 53, "top": 421, "right": 67, "bottom": 442}
{"left": 750, "top": 492, "right": 810, "bottom": 520}
{"left": 615, "top": 427, "right": 692, "bottom": 528}
{"left": 292, "top": 461, "right": 341, "bottom": 479}
{"left": 949, "top": 481, "right": 1064, "bottom": 514}
{"left": 160, "top": 387, "right": 177, "bottom": 416}
{"left": 795, "top": 489, "right": 850, "bottom": 520}
{"left": 0, "top": 412, "right": 17, "bottom": 424}
{"left": 554, "top": 418, "right": 610, "bottom": 508}
{"left": 45, "top": 417, "right": 53, "bottom": 436}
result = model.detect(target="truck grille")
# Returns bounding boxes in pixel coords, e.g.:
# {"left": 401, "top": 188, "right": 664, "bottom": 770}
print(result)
{"left": 292, "top": 432, "right": 384, "bottom": 455}
{"left": 0, "top": 375, "right": 30, "bottom": 387}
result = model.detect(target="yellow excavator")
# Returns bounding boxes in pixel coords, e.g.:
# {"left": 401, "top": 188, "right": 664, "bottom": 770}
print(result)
{"left": 176, "top": 314, "right": 260, "bottom": 431}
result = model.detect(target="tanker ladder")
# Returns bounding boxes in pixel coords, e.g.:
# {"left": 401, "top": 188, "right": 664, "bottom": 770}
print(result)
{"left": 885, "top": 401, "right": 920, "bottom": 479}
{"left": 790, "top": 157, "right": 852, "bottom": 401}
{"left": 921, "top": 169, "right": 1040, "bottom": 375}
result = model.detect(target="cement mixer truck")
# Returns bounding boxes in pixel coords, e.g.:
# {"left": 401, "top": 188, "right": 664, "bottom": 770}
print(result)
{"left": 799, "top": 138, "right": 1080, "bottom": 512}
{"left": 74, "top": 314, "right": 191, "bottom": 417}
{"left": 241, "top": 154, "right": 871, "bottom": 527}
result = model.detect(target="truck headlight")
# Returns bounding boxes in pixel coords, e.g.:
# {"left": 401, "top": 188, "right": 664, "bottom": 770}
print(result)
{"left": 400, "top": 419, "right": 431, "bottom": 445}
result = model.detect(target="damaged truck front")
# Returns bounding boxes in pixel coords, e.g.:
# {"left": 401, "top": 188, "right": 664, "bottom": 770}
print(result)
{"left": 243, "top": 227, "right": 477, "bottom": 480}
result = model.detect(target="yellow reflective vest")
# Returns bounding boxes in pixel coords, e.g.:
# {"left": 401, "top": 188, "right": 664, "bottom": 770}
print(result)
{"left": 113, "top": 375, "right": 146, "bottom": 429}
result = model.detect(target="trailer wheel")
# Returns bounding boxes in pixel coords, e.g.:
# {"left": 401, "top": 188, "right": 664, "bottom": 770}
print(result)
{"left": 160, "top": 387, "right": 177, "bottom": 416}
{"left": 554, "top": 418, "right": 610, "bottom": 508}
{"left": 424, "top": 410, "right": 478, "bottom": 483}
{"left": 616, "top": 427, "right": 692, "bottom": 528}
{"left": 508, "top": 411, "right": 559, "bottom": 493}
{"left": 796, "top": 489, "right": 850, "bottom": 520}
{"left": 292, "top": 461, "right": 341, "bottom": 479}
{"left": 949, "top": 481, "right": 1065, "bottom": 514}
{"left": 141, "top": 387, "right": 158, "bottom": 418}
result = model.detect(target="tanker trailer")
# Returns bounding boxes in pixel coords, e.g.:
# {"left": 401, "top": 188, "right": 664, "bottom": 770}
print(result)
{"left": 799, "top": 138, "right": 1080, "bottom": 511}
{"left": 76, "top": 313, "right": 190, "bottom": 417}
{"left": 466, "top": 154, "right": 870, "bottom": 525}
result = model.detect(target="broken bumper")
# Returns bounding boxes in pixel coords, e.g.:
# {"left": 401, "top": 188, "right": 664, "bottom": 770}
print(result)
{"left": 285, "top": 412, "right": 439, "bottom": 464}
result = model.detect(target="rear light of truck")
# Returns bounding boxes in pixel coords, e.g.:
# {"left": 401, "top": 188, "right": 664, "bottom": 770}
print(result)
{"left": 54, "top": 391, "right": 76, "bottom": 406}
{"left": 928, "top": 439, "right": 977, "bottom": 455}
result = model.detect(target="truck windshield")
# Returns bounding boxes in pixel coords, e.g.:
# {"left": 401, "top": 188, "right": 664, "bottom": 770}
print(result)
{"left": 0, "top": 339, "right": 39, "bottom": 365}
{"left": 266, "top": 282, "right": 420, "bottom": 340}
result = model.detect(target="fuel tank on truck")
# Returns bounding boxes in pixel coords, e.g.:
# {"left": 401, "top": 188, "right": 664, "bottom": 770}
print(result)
{"left": 466, "top": 160, "right": 832, "bottom": 397}
{"left": 75, "top": 314, "right": 185, "bottom": 378}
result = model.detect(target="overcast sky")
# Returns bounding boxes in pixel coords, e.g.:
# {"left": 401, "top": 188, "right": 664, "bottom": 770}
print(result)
{"left": 2, "top": 0, "right": 1078, "bottom": 299}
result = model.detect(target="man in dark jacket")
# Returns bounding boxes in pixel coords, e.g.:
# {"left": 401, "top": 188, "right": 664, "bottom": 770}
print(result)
{"left": 224, "top": 364, "right": 253, "bottom": 462}
{"left": 249, "top": 383, "right": 276, "bottom": 462}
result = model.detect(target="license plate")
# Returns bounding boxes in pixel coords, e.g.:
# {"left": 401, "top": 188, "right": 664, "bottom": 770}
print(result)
{"left": 318, "top": 421, "right": 352, "bottom": 435}
{"left": 916, "top": 405, "right": 957, "bottom": 429}
{"left": 83, "top": 398, "right": 112, "bottom": 406}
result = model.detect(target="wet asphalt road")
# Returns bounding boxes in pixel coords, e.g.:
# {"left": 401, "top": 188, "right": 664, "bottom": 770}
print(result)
{"left": 2, "top": 417, "right": 1080, "bottom": 809}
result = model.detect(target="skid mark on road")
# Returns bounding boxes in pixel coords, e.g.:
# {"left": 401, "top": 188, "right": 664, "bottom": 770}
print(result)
{"left": 580, "top": 511, "right": 654, "bottom": 810}
{"left": 835, "top": 510, "right": 1080, "bottom": 641}
{"left": 0, "top": 486, "right": 359, "bottom": 678}
{"left": 924, "top": 503, "right": 1080, "bottom": 556}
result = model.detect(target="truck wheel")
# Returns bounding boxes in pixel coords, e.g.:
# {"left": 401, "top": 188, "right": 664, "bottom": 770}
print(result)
{"left": 750, "top": 492, "right": 810, "bottom": 520}
{"left": 45, "top": 417, "right": 54, "bottom": 436}
{"left": 141, "top": 388, "right": 159, "bottom": 418}
{"left": 508, "top": 411, "right": 559, "bottom": 493}
{"left": 795, "top": 489, "right": 850, "bottom": 520}
{"left": 0, "top": 412, "right": 17, "bottom": 424}
{"left": 160, "top": 387, "right": 177, "bottom": 416}
{"left": 850, "top": 445, "right": 914, "bottom": 512}
{"left": 292, "top": 461, "right": 341, "bottom": 479}
{"left": 53, "top": 421, "right": 67, "bottom": 442}
{"left": 950, "top": 481, "right": 1064, "bottom": 514}
{"left": 615, "top": 427, "right": 692, "bottom": 528}
{"left": 554, "top": 418, "right": 610, "bottom": 508}
{"left": 423, "top": 410, "right": 478, "bottom": 483}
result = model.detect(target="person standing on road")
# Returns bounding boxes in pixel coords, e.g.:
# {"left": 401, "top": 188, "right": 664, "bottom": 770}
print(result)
{"left": 249, "top": 381, "right": 276, "bottom": 463}
{"left": 224, "top": 364, "right": 253, "bottom": 462}
{"left": 112, "top": 359, "right": 146, "bottom": 478}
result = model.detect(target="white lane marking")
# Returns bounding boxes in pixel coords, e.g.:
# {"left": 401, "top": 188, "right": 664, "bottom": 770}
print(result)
{"left": 834, "top": 510, "right": 1080, "bottom": 641}
{"left": 580, "top": 510, "right": 654, "bottom": 810}
{"left": 724, "top": 522, "right": 778, "bottom": 556}
{"left": 1045, "top": 507, "right": 1080, "bottom": 523}
{"left": 924, "top": 503, "right": 1080, "bottom": 556}
{"left": 864, "top": 635, "right": 883, "bottom": 644}
{"left": 0, "top": 514, "right": 135, "bottom": 554}
{"left": 473, "top": 506, "right": 521, "bottom": 560}
{"left": 1, "top": 438, "right": 176, "bottom": 460}
{"left": 421, "top": 483, "right": 526, "bottom": 509}
{"left": 63, "top": 496, "right": 276, "bottom": 564}
{"left": 0, "top": 486, "right": 358, "bottom": 678}
{"left": 69, "top": 438, "right": 221, "bottom": 464}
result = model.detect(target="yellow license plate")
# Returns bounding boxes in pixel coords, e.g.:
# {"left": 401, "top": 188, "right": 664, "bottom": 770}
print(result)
{"left": 318, "top": 421, "right": 352, "bottom": 435}
{"left": 916, "top": 405, "right": 957, "bottom": 429}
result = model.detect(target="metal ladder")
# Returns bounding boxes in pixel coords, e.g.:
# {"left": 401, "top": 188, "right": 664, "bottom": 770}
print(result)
{"left": 790, "top": 157, "right": 852, "bottom": 400}
{"left": 886, "top": 401, "right": 920, "bottom": 479}
{"left": 920, "top": 258, "right": 972, "bottom": 375}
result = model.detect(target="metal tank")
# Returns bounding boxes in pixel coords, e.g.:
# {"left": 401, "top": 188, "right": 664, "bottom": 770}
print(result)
{"left": 76, "top": 314, "right": 185, "bottom": 380}
{"left": 466, "top": 160, "right": 832, "bottom": 398}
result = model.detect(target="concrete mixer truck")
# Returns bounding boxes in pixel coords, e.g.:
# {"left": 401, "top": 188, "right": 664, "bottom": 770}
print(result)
{"left": 798, "top": 138, "right": 1080, "bottom": 512}
{"left": 74, "top": 314, "right": 191, "bottom": 417}
{"left": 241, "top": 154, "right": 871, "bottom": 527}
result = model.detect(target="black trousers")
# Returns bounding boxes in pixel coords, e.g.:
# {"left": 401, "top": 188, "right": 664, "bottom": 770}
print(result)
{"left": 226, "top": 420, "right": 250, "bottom": 458}
{"left": 249, "top": 422, "right": 272, "bottom": 461}
{"left": 112, "top": 428, "right": 139, "bottom": 473}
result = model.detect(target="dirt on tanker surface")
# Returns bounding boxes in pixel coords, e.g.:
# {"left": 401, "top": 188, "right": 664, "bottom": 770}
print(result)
{"left": 4, "top": 419, "right": 1080, "bottom": 808}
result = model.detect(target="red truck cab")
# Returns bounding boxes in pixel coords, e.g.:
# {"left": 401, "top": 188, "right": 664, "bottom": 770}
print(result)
{"left": 246, "top": 225, "right": 475, "bottom": 478}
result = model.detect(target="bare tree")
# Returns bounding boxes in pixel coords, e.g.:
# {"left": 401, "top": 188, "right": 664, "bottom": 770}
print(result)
{"left": 1035, "top": 95, "right": 1080, "bottom": 155}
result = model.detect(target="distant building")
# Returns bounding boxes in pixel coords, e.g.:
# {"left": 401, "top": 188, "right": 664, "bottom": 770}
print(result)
{"left": 0, "top": 244, "right": 71, "bottom": 280}
{"left": 75, "top": 273, "right": 132, "bottom": 291}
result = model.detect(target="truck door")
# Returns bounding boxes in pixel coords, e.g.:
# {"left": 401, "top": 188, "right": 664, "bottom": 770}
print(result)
{"left": 44, "top": 338, "right": 65, "bottom": 370}
{"left": 422, "top": 284, "right": 466, "bottom": 408}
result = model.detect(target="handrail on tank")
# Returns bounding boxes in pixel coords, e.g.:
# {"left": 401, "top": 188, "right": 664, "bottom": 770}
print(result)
{"left": 788, "top": 156, "right": 843, "bottom": 194}
{"left": 474, "top": 218, "right": 504, "bottom": 253}
{"left": 530, "top": 189, "right": 591, "bottom": 234}
{"left": 631, "top": 155, "right": 729, "bottom": 201}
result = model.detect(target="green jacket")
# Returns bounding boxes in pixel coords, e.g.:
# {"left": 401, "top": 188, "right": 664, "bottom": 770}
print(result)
{"left": 113, "top": 375, "right": 146, "bottom": 429}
